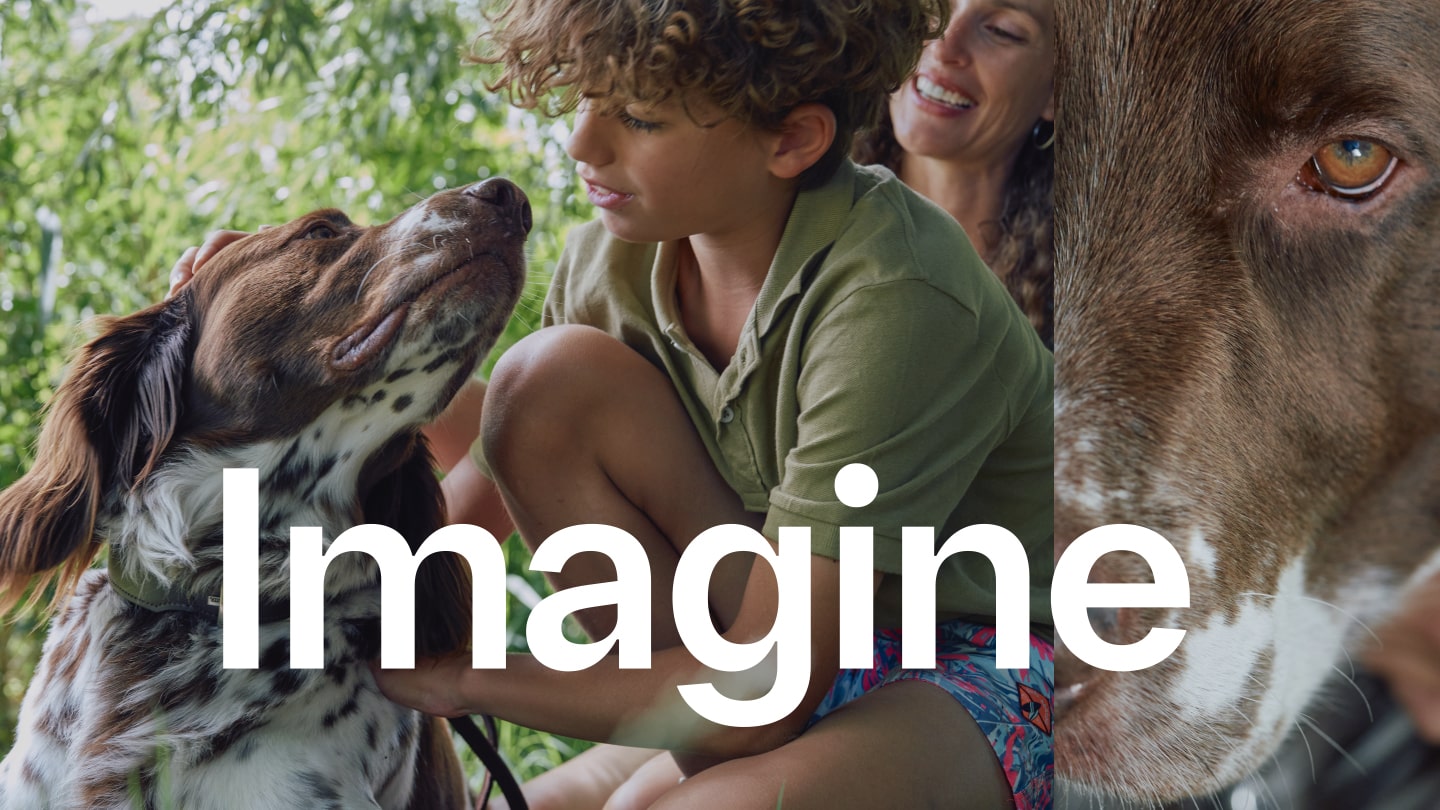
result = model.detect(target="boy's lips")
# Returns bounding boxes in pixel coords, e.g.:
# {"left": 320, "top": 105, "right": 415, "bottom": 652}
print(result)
{"left": 583, "top": 178, "right": 634, "bottom": 210}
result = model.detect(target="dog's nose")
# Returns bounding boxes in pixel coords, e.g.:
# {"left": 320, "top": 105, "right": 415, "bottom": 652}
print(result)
{"left": 465, "top": 178, "right": 533, "bottom": 235}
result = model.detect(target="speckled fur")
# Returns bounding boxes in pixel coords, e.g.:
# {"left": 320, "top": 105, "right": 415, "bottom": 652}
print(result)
{"left": 0, "top": 180, "right": 530, "bottom": 809}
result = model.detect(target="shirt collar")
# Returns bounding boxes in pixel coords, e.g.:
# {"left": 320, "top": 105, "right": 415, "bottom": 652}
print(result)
{"left": 753, "top": 159, "right": 857, "bottom": 338}
{"left": 648, "top": 159, "right": 860, "bottom": 368}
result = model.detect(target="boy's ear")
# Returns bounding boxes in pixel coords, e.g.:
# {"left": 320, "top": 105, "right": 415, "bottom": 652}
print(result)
{"left": 767, "top": 103, "right": 837, "bottom": 181}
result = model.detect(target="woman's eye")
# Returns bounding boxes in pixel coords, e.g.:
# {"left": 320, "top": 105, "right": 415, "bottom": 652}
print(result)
{"left": 303, "top": 223, "right": 337, "bottom": 240}
{"left": 1301, "top": 140, "right": 1397, "bottom": 200}
{"left": 987, "top": 25, "right": 1026, "bottom": 43}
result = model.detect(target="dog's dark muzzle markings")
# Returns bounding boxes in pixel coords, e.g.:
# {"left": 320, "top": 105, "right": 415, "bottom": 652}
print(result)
{"left": 0, "top": 179, "right": 528, "bottom": 809}
{"left": 1055, "top": 0, "right": 1440, "bottom": 805}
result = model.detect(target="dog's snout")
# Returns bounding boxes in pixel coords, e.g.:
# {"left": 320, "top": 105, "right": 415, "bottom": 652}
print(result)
{"left": 467, "top": 177, "right": 519, "bottom": 207}
{"left": 466, "top": 178, "right": 533, "bottom": 235}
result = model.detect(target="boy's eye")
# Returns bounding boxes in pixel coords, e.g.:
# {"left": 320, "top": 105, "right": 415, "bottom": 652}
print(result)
{"left": 617, "top": 111, "right": 662, "bottom": 132}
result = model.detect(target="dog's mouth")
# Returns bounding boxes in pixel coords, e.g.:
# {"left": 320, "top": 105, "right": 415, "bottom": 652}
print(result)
{"left": 330, "top": 252, "right": 512, "bottom": 372}
{"left": 333, "top": 303, "right": 411, "bottom": 371}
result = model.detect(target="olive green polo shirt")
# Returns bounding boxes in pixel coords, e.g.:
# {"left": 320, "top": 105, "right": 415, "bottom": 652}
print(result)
{"left": 476, "top": 160, "right": 1053, "bottom": 628}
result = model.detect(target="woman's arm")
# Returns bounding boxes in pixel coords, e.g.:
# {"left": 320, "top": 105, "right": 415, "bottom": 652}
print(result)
{"left": 422, "top": 378, "right": 517, "bottom": 538}
{"left": 375, "top": 551, "right": 877, "bottom": 759}
{"left": 423, "top": 377, "right": 487, "bottom": 472}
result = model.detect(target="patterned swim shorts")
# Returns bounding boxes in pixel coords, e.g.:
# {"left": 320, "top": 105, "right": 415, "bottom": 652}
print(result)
{"left": 806, "top": 619, "right": 1055, "bottom": 809}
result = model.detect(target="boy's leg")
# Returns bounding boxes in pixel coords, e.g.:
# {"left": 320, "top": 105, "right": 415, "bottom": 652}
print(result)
{"left": 480, "top": 325, "right": 762, "bottom": 810}
{"left": 652, "top": 680, "right": 1016, "bottom": 810}
{"left": 482, "top": 324, "right": 762, "bottom": 646}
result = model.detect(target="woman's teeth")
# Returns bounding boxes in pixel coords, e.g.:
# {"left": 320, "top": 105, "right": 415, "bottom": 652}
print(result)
{"left": 917, "top": 76, "right": 975, "bottom": 110}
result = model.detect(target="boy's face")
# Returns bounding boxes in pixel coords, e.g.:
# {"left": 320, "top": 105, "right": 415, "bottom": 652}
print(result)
{"left": 890, "top": 0, "right": 1055, "bottom": 167}
{"left": 566, "top": 98, "right": 786, "bottom": 245}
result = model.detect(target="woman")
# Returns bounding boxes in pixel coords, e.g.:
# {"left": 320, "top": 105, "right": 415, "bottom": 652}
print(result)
{"left": 855, "top": 0, "right": 1054, "bottom": 346}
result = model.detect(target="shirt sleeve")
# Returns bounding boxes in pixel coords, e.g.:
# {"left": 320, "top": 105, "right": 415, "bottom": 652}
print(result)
{"left": 761, "top": 278, "right": 1020, "bottom": 573}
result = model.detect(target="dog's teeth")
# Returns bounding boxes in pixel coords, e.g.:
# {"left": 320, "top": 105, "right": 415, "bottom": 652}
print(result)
{"left": 917, "top": 76, "right": 975, "bottom": 109}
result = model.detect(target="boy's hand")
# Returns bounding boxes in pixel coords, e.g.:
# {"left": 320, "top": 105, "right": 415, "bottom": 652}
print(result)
{"left": 369, "top": 653, "right": 475, "bottom": 718}
{"left": 166, "top": 229, "right": 254, "bottom": 298}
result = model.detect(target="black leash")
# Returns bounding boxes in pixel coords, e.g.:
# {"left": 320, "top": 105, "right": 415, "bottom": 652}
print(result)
{"left": 450, "top": 714, "right": 528, "bottom": 810}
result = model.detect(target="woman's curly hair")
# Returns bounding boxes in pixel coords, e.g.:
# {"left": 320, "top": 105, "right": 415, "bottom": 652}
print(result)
{"left": 854, "top": 113, "right": 1054, "bottom": 347}
{"left": 473, "top": 0, "right": 949, "bottom": 187}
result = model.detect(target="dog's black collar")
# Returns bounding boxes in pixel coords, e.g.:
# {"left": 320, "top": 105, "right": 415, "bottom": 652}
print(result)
{"left": 107, "top": 544, "right": 289, "bottom": 625}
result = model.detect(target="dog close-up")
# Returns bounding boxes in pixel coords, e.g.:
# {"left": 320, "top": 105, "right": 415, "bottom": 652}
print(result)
{"left": 0, "top": 178, "right": 530, "bottom": 808}
{"left": 1054, "top": 0, "right": 1440, "bottom": 806}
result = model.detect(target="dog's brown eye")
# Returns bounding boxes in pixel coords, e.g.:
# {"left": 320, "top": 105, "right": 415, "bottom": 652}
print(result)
{"left": 1302, "top": 140, "right": 1397, "bottom": 200}
{"left": 302, "top": 223, "right": 337, "bottom": 240}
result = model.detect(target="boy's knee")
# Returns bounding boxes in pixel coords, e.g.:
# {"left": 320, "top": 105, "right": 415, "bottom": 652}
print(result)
{"left": 489, "top": 325, "right": 627, "bottom": 393}
{"left": 481, "top": 325, "right": 649, "bottom": 472}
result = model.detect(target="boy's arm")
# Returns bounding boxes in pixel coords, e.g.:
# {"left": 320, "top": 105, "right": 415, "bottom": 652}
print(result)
{"left": 375, "top": 550, "right": 875, "bottom": 759}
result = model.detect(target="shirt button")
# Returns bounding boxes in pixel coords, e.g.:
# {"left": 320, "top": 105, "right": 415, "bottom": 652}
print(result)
{"left": 719, "top": 406, "right": 735, "bottom": 424}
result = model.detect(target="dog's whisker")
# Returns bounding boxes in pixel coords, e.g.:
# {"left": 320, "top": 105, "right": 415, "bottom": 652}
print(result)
{"left": 355, "top": 243, "right": 429, "bottom": 302}
{"left": 1296, "top": 713, "right": 1366, "bottom": 777}
{"left": 1236, "top": 591, "right": 1382, "bottom": 645}
{"left": 1291, "top": 720, "right": 1318, "bottom": 783}
{"left": 1327, "top": 664, "right": 1374, "bottom": 722}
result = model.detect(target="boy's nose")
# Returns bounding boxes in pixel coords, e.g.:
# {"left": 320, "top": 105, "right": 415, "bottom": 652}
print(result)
{"left": 566, "top": 107, "right": 613, "bottom": 167}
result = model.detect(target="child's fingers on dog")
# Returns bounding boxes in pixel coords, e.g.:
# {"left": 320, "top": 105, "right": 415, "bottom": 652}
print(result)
{"left": 193, "top": 229, "right": 255, "bottom": 273}
{"left": 166, "top": 245, "right": 200, "bottom": 299}
{"left": 168, "top": 229, "right": 255, "bottom": 298}
{"left": 368, "top": 655, "right": 471, "bottom": 718}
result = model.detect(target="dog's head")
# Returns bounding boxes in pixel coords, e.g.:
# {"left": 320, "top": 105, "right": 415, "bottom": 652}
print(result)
{"left": 0, "top": 179, "right": 530, "bottom": 651}
{"left": 1055, "top": 0, "right": 1440, "bottom": 801}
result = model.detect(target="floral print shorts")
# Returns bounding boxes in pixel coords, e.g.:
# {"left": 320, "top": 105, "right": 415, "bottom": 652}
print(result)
{"left": 807, "top": 619, "right": 1055, "bottom": 809}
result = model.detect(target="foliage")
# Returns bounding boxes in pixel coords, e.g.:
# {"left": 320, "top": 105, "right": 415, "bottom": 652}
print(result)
{"left": 0, "top": 0, "right": 591, "bottom": 782}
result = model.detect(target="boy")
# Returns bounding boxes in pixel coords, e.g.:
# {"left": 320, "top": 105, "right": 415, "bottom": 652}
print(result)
{"left": 384, "top": 1, "right": 1055, "bottom": 807}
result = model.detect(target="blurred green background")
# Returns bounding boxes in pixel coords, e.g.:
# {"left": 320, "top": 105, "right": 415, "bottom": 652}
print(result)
{"left": 0, "top": 0, "right": 593, "bottom": 792}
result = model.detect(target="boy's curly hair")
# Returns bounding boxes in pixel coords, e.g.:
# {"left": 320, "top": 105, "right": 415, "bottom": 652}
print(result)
{"left": 473, "top": 0, "right": 949, "bottom": 187}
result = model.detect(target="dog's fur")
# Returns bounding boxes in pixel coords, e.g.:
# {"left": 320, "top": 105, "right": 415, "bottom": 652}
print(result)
{"left": 1054, "top": 0, "right": 1440, "bottom": 803}
{"left": 0, "top": 179, "right": 529, "bottom": 808}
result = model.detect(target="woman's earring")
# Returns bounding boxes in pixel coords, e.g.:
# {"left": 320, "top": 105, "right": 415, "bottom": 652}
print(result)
{"left": 1032, "top": 121, "right": 1055, "bottom": 150}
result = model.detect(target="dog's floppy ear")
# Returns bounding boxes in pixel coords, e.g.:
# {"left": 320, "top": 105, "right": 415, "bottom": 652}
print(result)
{"left": 360, "top": 435, "right": 473, "bottom": 657}
{"left": 0, "top": 293, "right": 193, "bottom": 616}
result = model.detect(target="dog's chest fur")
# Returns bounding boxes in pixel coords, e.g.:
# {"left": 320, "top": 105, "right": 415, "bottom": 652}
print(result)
{"left": 6, "top": 572, "right": 418, "bottom": 810}
{"left": 1, "top": 367, "right": 465, "bottom": 808}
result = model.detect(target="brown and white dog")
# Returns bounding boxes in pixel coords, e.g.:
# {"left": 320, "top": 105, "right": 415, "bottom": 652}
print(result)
{"left": 0, "top": 179, "right": 529, "bottom": 808}
{"left": 1054, "top": 0, "right": 1440, "bottom": 805}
